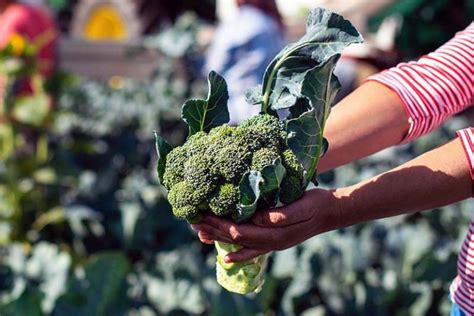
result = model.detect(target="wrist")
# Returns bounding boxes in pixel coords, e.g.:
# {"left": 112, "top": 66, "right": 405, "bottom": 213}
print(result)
{"left": 308, "top": 187, "right": 352, "bottom": 235}
{"left": 328, "top": 186, "right": 354, "bottom": 231}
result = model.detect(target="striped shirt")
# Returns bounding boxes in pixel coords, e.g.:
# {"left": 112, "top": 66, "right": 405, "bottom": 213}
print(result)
{"left": 368, "top": 23, "right": 474, "bottom": 314}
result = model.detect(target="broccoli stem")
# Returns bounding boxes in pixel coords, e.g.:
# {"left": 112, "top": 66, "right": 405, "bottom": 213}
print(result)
{"left": 214, "top": 241, "right": 268, "bottom": 294}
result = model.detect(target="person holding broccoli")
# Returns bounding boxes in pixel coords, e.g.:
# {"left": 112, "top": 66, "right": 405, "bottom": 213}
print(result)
{"left": 191, "top": 23, "right": 474, "bottom": 314}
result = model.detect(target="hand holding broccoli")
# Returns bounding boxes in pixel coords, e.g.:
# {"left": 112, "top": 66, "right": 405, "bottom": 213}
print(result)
{"left": 192, "top": 188, "right": 342, "bottom": 262}
{"left": 154, "top": 8, "right": 362, "bottom": 294}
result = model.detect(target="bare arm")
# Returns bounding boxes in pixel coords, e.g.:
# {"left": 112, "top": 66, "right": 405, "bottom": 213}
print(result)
{"left": 318, "top": 81, "right": 410, "bottom": 172}
{"left": 332, "top": 137, "right": 471, "bottom": 228}
{"left": 192, "top": 137, "right": 472, "bottom": 262}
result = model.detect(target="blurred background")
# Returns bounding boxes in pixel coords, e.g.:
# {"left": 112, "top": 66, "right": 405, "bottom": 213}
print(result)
{"left": 0, "top": 0, "right": 473, "bottom": 315}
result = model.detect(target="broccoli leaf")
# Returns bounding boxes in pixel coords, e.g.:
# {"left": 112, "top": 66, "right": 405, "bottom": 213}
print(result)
{"left": 258, "top": 7, "right": 362, "bottom": 112}
{"left": 259, "top": 158, "right": 286, "bottom": 206}
{"left": 237, "top": 171, "right": 262, "bottom": 223}
{"left": 286, "top": 55, "right": 342, "bottom": 186}
{"left": 245, "top": 85, "right": 262, "bottom": 105}
{"left": 182, "top": 71, "right": 230, "bottom": 135}
{"left": 154, "top": 132, "right": 173, "bottom": 184}
{"left": 236, "top": 160, "right": 286, "bottom": 223}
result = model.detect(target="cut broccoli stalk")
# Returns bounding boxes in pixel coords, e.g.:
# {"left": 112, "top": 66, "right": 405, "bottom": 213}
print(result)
{"left": 214, "top": 241, "right": 267, "bottom": 294}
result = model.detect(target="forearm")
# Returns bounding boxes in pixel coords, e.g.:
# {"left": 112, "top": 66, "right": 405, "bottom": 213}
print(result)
{"left": 327, "top": 138, "right": 472, "bottom": 231}
{"left": 318, "top": 81, "right": 410, "bottom": 172}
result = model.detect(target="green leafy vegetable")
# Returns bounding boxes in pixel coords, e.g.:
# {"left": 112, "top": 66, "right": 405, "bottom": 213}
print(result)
{"left": 182, "top": 71, "right": 229, "bottom": 136}
{"left": 258, "top": 8, "right": 363, "bottom": 112}
{"left": 155, "top": 7, "right": 362, "bottom": 295}
{"left": 154, "top": 132, "right": 173, "bottom": 184}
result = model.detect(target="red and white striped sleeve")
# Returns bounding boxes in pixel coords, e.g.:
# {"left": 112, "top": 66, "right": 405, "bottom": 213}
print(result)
{"left": 367, "top": 23, "right": 474, "bottom": 143}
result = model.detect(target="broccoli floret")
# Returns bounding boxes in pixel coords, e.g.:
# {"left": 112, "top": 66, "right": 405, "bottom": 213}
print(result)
{"left": 184, "top": 131, "right": 209, "bottom": 157}
{"left": 162, "top": 146, "right": 187, "bottom": 190}
{"left": 206, "top": 125, "right": 236, "bottom": 157}
{"left": 173, "top": 205, "right": 202, "bottom": 223}
{"left": 168, "top": 181, "right": 204, "bottom": 207}
{"left": 279, "top": 175, "right": 304, "bottom": 204}
{"left": 168, "top": 181, "right": 207, "bottom": 222}
{"left": 238, "top": 114, "right": 287, "bottom": 150}
{"left": 209, "top": 183, "right": 239, "bottom": 216}
{"left": 208, "top": 124, "right": 235, "bottom": 140}
{"left": 251, "top": 147, "right": 280, "bottom": 171}
{"left": 184, "top": 155, "right": 218, "bottom": 196}
{"left": 281, "top": 149, "right": 304, "bottom": 179}
{"left": 215, "top": 143, "right": 251, "bottom": 183}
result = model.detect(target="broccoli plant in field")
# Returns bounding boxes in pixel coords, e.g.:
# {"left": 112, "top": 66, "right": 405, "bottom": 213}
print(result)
{"left": 155, "top": 8, "right": 362, "bottom": 294}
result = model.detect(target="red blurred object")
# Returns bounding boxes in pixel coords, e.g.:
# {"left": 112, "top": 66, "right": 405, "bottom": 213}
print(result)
{"left": 0, "top": 3, "right": 57, "bottom": 77}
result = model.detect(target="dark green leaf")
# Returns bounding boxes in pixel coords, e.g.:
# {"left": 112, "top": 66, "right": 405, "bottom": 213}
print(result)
{"left": 53, "top": 252, "right": 131, "bottom": 316}
{"left": 259, "top": 158, "right": 286, "bottom": 205}
{"left": 0, "top": 287, "right": 43, "bottom": 316}
{"left": 182, "top": 71, "right": 229, "bottom": 135}
{"left": 236, "top": 160, "right": 286, "bottom": 222}
{"left": 259, "top": 7, "right": 362, "bottom": 112}
{"left": 154, "top": 131, "right": 173, "bottom": 184}
{"left": 286, "top": 56, "right": 341, "bottom": 185}
{"left": 287, "top": 110, "right": 321, "bottom": 186}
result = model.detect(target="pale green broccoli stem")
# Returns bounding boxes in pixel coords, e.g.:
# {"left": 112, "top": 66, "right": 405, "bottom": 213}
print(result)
{"left": 214, "top": 241, "right": 267, "bottom": 294}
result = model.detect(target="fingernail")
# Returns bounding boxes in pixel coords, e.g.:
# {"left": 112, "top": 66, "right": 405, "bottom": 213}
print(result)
{"left": 224, "top": 255, "right": 232, "bottom": 263}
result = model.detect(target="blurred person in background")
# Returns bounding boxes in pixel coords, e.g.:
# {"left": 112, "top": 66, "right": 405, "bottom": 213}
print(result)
{"left": 194, "top": 23, "right": 474, "bottom": 315}
{"left": 205, "top": 0, "right": 286, "bottom": 124}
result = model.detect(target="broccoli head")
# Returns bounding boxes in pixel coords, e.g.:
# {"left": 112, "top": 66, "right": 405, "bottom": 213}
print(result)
{"left": 163, "top": 113, "right": 308, "bottom": 223}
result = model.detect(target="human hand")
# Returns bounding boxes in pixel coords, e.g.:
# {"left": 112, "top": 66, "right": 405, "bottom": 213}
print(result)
{"left": 191, "top": 188, "right": 341, "bottom": 263}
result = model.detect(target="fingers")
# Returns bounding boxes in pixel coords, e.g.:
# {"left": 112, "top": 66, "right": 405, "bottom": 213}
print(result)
{"left": 192, "top": 222, "right": 235, "bottom": 244}
{"left": 224, "top": 248, "right": 268, "bottom": 263}
{"left": 197, "top": 215, "right": 279, "bottom": 246}
{"left": 197, "top": 231, "right": 214, "bottom": 245}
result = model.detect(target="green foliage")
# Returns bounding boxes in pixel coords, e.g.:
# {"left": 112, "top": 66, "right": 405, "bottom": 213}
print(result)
{"left": 182, "top": 71, "right": 230, "bottom": 136}
{"left": 154, "top": 132, "right": 172, "bottom": 185}
{"left": 53, "top": 253, "right": 131, "bottom": 316}
{"left": 1, "top": 8, "right": 470, "bottom": 316}
{"left": 257, "top": 9, "right": 361, "bottom": 113}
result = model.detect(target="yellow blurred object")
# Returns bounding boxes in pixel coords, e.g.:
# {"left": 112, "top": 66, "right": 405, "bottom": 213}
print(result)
{"left": 108, "top": 75, "right": 124, "bottom": 90}
{"left": 83, "top": 5, "right": 127, "bottom": 41}
{"left": 8, "top": 33, "right": 26, "bottom": 56}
